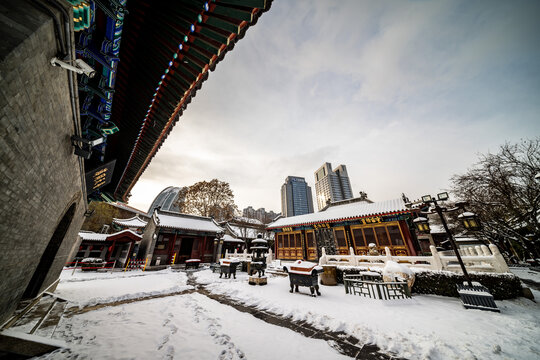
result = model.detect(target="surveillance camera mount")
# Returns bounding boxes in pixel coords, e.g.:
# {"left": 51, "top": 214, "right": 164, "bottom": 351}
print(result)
{"left": 50, "top": 57, "right": 96, "bottom": 78}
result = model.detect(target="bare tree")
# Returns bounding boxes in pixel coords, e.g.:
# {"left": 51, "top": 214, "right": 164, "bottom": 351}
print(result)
{"left": 451, "top": 138, "right": 540, "bottom": 262}
{"left": 176, "top": 179, "right": 238, "bottom": 222}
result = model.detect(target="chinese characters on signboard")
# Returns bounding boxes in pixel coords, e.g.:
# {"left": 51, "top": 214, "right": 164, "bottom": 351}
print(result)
{"left": 85, "top": 160, "right": 116, "bottom": 194}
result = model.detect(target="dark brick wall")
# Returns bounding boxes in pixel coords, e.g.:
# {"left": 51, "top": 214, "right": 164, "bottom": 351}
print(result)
{"left": 0, "top": 1, "right": 86, "bottom": 324}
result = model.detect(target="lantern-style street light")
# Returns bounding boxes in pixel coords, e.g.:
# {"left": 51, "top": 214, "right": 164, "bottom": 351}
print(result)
{"left": 458, "top": 212, "right": 482, "bottom": 231}
{"left": 412, "top": 192, "right": 477, "bottom": 286}
{"left": 413, "top": 217, "right": 430, "bottom": 233}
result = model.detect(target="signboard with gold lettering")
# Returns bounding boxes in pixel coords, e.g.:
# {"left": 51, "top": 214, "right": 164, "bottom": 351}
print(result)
{"left": 85, "top": 160, "right": 116, "bottom": 194}
{"left": 360, "top": 216, "right": 382, "bottom": 224}
{"left": 282, "top": 227, "right": 293, "bottom": 232}
{"left": 313, "top": 223, "right": 331, "bottom": 229}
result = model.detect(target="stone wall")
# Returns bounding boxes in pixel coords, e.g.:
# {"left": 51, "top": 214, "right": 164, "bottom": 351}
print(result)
{"left": 0, "top": 0, "right": 86, "bottom": 324}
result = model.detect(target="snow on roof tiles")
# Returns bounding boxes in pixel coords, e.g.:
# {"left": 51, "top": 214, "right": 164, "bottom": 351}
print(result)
{"left": 78, "top": 229, "right": 142, "bottom": 241}
{"left": 112, "top": 215, "right": 148, "bottom": 228}
{"left": 155, "top": 210, "right": 223, "bottom": 233}
{"left": 110, "top": 202, "right": 148, "bottom": 217}
{"left": 222, "top": 234, "right": 245, "bottom": 243}
{"left": 267, "top": 198, "right": 411, "bottom": 229}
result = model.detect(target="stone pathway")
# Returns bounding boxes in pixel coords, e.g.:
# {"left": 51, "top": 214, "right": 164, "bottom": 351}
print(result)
{"left": 45, "top": 271, "right": 406, "bottom": 359}
{"left": 186, "top": 274, "right": 404, "bottom": 360}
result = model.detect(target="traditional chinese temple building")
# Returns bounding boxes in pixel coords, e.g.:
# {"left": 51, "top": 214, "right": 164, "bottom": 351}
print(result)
{"left": 112, "top": 214, "right": 148, "bottom": 233}
{"left": 139, "top": 209, "right": 224, "bottom": 265}
{"left": 267, "top": 198, "right": 420, "bottom": 261}
{"left": 0, "top": 0, "right": 271, "bottom": 326}
{"left": 76, "top": 229, "right": 142, "bottom": 266}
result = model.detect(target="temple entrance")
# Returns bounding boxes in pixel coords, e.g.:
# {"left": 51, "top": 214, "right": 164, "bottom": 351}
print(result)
{"left": 23, "top": 203, "right": 76, "bottom": 299}
{"left": 178, "top": 238, "right": 194, "bottom": 263}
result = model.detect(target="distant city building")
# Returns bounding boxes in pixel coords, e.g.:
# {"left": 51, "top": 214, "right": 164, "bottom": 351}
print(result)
{"left": 314, "top": 163, "right": 354, "bottom": 211}
{"left": 281, "top": 176, "right": 314, "bottom": 217}
{"left": 148, "top": 186, "right": 185, "bottom": 214}
{"left": 243, "top": 206, "right": 256, "bottom": 219}
{"left": 242, "top": 206, "right": 277, "bottom": 224}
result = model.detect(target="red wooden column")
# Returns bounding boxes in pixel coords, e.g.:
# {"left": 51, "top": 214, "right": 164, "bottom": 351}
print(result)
{"left": 201, "top": 236, "right": 207, "bottom": 261}
{"left": 107, "top": 240, "right": 117, "bottom": 262}
{"left": 168, "top": 233, "right": 178, "bottom": 264}
{"left": 399, "top": 220, "right": 417, "bottom": 256}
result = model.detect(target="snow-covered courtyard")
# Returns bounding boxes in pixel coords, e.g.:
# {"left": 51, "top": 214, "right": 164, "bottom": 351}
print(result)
{"left": 38, "top": 267, "right": 540, "bottom": 360}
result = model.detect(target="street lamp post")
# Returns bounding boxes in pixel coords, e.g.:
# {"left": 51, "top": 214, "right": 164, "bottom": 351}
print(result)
{"left": 415, "top": 193, "right": 476, "bottom": 286}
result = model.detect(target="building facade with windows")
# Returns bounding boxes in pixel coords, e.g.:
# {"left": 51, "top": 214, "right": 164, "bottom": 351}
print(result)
{"left": 281, "top": 176, "right": 314, "bottom": 217}
{"left": 314, "top": 163, "right": 354, "bottom": 211}
{"left": 267, "top": 198, "right": 420, "bottom": 261}
{"left": 139, "top": 209, "right": 224, "bottom": 266}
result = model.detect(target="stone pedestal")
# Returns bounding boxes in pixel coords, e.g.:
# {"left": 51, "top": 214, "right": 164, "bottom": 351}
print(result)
{"left": 320, "top": 265, "right": 337, "bottom": 286}
{"left": 248, "top": 276, "right": 267, "bottom": 286}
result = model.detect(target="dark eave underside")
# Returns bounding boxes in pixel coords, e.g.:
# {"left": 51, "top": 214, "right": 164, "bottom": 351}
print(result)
{"left": 103, "top": 0, "right": 272, "bottom": 201}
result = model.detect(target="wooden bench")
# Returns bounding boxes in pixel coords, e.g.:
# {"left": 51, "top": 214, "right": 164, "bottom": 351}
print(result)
{"left": 343, "top": 275, "right": 410, "bottom": 300}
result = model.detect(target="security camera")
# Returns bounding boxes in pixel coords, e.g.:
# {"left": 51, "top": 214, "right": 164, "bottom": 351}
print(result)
{"left": 50, "top": 57, "right": 96, "bottom": 78}
{"left": 74, "top": 59, "right": 96, "bottom": 78}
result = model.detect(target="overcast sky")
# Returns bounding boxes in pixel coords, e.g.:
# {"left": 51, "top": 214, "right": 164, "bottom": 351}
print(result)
{"left": 127, "top": 0, "right": 540, "bottom": 214}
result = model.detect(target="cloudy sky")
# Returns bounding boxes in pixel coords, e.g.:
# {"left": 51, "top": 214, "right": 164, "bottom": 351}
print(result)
{"left": 127, "top": 0, "right": 540, "bottom": 214}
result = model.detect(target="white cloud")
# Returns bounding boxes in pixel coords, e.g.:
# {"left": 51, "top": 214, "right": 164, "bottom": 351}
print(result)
{"left": 128, "top": 0, "right": 540, "bottom": 213}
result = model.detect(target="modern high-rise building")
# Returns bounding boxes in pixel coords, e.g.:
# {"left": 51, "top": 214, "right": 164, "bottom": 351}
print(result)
{"left": 281, "top": 176, "right": 314, "bottom": 217}
{"left": 314, "top": 163, "right": 354, "bottom": 210}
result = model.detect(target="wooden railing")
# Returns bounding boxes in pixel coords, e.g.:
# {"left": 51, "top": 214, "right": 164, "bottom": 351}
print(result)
{"left": 319, "top": 245, "right": 510, "bottom": 273}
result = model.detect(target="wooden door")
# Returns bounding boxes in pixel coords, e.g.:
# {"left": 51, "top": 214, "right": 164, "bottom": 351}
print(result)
{"left": 292, "top": 232, "right": 303, "bottom": 259}
{"left": 350, "top": 225, "right": 368, "bottom": 255}
{"left": 386, "top": 223, "right": 409, "bottom": 255}
{"left": 305, "top": 230, "right": 317, "bottom": 260}
{"left": 333, "top": 227, "right": 349, "bottom": 255}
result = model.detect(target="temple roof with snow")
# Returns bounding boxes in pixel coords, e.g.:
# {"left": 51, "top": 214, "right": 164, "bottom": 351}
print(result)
{"left": 153, "top": 209, "right": 223, "bottom": 233}
{"left": 222, "top": 234, "right": 245, "bottom": 243}
{"left": 78, "top": 229, "right": 143, "bottom": 242}
{"left": 112, "top": 215, "right": 148, "bottom": 228}
{"left": 267, "top": 198, "right": 412, "bottom": 229}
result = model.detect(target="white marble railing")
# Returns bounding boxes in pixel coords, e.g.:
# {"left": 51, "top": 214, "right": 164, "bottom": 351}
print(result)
{"left": 319, "top": 245, "right": 510, "bottom": 273}
{"left": 224, "top": 248, "right": 274, "bottom": 265}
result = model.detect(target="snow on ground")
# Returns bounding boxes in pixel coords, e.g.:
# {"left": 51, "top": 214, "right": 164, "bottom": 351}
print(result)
{"left": 42, "top": 268, "right": 540, "bottom": 360}
{"left": 510, "top": 267, "right": 540, "bottom": 283}
{"left": 42, "top": 293, "right": 349, "bottom": 360}
{"left": 195, "top": 270, "right": 540, "bottom": 360}
{"left": 55, "top": 268, "right": 192, "bottom": 307}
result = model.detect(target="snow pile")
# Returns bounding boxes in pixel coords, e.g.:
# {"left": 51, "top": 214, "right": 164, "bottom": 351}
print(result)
{"left": 382, "top": 260, "right": 415, "bottom": 288}
{"left": 55, "top": 268, "right": 192, "bottom": 307}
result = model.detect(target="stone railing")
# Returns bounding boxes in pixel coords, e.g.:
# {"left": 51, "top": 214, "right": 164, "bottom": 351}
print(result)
{"left": 319, "top": 245, "right": 510, "bottom": 273}
{"left": 224, "top": 248, "right": 274, "bottom": 265}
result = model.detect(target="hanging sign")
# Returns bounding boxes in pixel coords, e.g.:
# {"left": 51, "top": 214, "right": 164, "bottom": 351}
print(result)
{"left": 313, "top": 223, "right": 330, "bottom": 229}
{"left": 85, "top": 160, "right": 116, "bottom": 194}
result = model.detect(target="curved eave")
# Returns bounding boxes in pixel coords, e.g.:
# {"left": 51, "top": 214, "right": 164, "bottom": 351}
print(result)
{"left": 266, "top": 210, "right": 413, "bottom": 230}
{"left": 113, "top": 0, "right": 273, "bottom": 201}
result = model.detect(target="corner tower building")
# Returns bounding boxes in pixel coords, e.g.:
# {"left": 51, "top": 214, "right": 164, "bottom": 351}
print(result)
{"left": 314, "top": 163, "right": 354, "bottom": 210}
{"left": 281, "top": 176, "right": 314, "bottom": 217}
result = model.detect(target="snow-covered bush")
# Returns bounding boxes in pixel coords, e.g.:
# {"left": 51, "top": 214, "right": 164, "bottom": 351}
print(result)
{"left": 336, "top": 266, "right": 523, "bottom": 299}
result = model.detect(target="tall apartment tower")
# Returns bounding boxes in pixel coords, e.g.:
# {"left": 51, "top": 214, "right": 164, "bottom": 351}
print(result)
{"left": 314, "top": 163, "right": 354, "bottom": 210}
{"left": 281, "top": 176, "right": 314, "bottom": 217}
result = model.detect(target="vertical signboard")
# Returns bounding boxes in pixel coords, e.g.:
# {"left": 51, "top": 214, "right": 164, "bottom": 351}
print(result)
{"left": 85, "top": 160, "right": 116, "bottom": 194}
